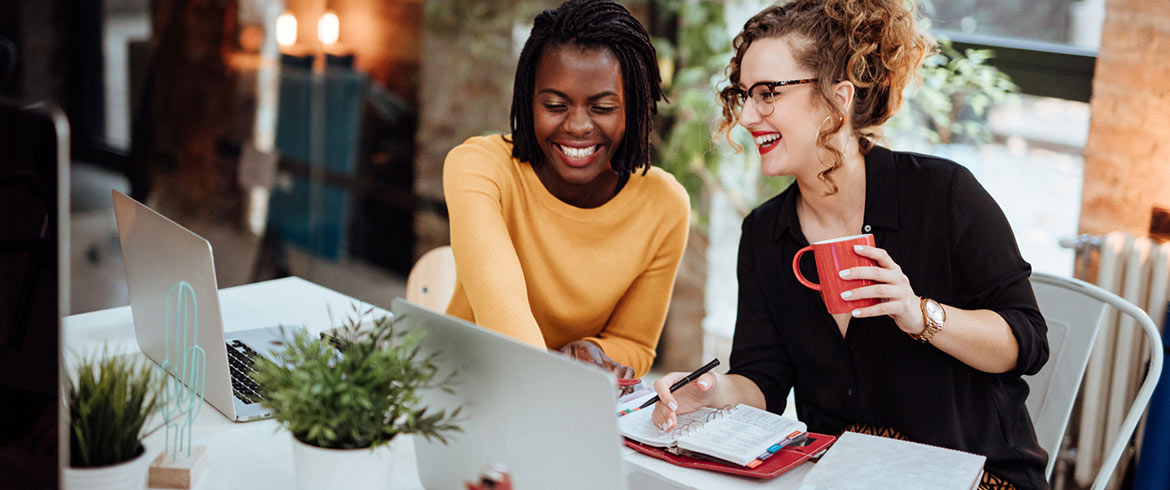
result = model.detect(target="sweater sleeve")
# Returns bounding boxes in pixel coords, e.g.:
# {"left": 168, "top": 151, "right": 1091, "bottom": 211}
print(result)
{"left": 443, "top": 140, "right": 546, "bottom": 348}
{"left": 582, "top": 195, "right": 690, "bottom": 378}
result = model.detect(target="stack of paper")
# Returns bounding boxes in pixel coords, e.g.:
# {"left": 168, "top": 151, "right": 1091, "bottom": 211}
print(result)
{"left": 796, "top": 431, "right": 985, "bottom": 490}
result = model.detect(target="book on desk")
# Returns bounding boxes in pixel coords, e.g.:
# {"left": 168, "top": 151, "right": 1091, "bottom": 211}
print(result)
{"left": 617, "top": 403, "right": 836, "bottom": 479}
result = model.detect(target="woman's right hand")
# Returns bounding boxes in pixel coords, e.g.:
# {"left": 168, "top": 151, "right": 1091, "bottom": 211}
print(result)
{"left": 650, "top": 371, "right": 719, "bottom": 432}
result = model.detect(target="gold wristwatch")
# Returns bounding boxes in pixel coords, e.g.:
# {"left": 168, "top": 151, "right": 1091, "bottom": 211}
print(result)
{"left": 911, "top": 297, "right": 945, "bottom": 342}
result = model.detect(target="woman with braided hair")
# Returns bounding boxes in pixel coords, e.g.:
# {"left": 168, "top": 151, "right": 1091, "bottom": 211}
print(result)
{"left": 651, "top": 1, "right": 1049, "bottom": 488}
{"left": 443, "top": 0, "right": 689, "bottom": 382}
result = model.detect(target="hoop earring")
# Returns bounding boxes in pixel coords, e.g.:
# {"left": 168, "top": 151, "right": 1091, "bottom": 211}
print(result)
{"left": 816, "top": 115, "right": 834, "bottom": 142}
{"left": 817, "top": 114, "right": 843, "bottom": 138}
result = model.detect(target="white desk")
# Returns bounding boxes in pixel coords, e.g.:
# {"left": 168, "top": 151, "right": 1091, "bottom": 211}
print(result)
{"left": 64, "top": 277, "right": 423, "bottom": 489}
{"left": 64, "top": 277, "right": 812, "bottom": 489}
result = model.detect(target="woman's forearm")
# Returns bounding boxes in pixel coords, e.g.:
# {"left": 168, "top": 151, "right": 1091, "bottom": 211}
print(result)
{"left": 713, "top": 373, "right": 768, "bottom": 410}
{"left": 929, "top": 306, "right": 1019, "bottom": 374}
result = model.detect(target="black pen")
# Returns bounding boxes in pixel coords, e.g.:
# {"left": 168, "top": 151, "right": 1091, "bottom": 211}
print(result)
{"left": 638, "top": 358, "right": 720, "bottom": 410}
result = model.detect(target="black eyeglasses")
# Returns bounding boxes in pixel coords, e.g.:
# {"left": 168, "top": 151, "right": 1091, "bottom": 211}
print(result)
{"left": 726, "top": 78, "right": 818, "bottom": 116}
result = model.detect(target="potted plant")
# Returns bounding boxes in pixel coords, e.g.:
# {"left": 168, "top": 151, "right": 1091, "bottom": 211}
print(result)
{"left": 253, "top": 306, "right": 461, "bottom": 490}
{"left": 62, "top": 352, "right": 162, "bottom": 490}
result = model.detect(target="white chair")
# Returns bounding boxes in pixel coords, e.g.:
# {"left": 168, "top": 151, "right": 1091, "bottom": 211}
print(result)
{"left": 1026, "top": 272, "right": 1164, "bottom": 489}
{"left": 405, "top": 246, "right": 456, "bottom": 313}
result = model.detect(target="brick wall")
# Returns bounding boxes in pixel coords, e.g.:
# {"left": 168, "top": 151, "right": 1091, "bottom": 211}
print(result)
{"left": 1079, "top": 0, "right": 1170, "bottom": 238}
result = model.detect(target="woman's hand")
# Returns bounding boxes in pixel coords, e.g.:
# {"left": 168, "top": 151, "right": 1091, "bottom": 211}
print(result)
{"left": 650, "top": 371, "right": 718, "bottom": 432}
{"left": 559, "top": 340, "right": 635, "bottom": 384}
{"left": 842, "top": 244, "right": 925, "bottom": 336}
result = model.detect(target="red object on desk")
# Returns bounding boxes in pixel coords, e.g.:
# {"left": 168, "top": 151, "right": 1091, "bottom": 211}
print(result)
{"left": 624, "top": 432, "right": 837, "bottom": 480}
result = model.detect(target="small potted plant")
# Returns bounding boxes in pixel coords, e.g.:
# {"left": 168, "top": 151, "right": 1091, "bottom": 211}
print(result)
{"left": 253, "top": 306, "right": 461, "bottom": 490}
{"left": 62, "top": 352, "right": 162, "bottom": 490}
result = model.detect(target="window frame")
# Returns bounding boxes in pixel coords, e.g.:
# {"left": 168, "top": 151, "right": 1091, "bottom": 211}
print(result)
{"left": 939, "top": 30, "right": 1097, "bottom": 103}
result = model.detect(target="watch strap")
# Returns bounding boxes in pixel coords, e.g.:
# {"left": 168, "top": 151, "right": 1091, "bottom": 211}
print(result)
{"left": 911, "top": 297, "right": 943, "bottom": 343}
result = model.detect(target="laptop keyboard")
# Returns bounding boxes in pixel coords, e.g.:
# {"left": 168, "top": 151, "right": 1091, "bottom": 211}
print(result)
{"left": 226, "top": 340, "right": 265, "bottom": 404}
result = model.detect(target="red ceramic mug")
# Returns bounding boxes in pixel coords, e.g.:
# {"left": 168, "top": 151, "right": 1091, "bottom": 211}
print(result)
{"left": 792, "top": 234, "right": 881, "bottom": 314}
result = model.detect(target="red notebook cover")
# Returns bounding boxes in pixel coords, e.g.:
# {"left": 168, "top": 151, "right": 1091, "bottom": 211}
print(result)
{"left": 624, "top": 432, "right": 837, "bottom": 480}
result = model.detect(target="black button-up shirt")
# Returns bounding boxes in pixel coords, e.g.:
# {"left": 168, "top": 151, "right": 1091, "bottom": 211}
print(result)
{"left": 728, "top": 146, "right": 1050, "bottom": 489}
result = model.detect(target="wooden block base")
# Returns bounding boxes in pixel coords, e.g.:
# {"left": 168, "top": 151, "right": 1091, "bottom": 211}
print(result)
{"left": 148, "top": 445, "right": 208, "bottom": 489}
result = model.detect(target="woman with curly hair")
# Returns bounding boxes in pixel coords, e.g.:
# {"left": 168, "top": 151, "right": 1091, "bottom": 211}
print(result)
{"left": 650, "top": 1, "right": 1049, "bottom": 488}
{"left": 443, "top": 0, "right": 689, "bottom": 381}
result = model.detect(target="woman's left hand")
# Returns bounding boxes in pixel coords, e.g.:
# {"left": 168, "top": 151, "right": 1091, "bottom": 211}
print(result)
{"left": 559, "top": 340, "right": 636, "bottom": 392}
{"left": 841, "top": 244, "right": 926, "bottom": 336}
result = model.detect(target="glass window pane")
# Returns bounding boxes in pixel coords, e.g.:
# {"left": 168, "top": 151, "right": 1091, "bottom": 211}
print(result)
{"left": 924, "top": 0, "right": 1104, "bottom": 49}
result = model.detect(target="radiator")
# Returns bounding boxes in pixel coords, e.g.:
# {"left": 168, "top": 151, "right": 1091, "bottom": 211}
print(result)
{"left": 1066, "top": 232, "right": 1170, "bottom": 489}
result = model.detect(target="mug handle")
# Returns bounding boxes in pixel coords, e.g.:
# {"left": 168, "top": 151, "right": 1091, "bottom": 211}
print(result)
{"left": 792, "top": 245, "right": 820, "bottom": 291}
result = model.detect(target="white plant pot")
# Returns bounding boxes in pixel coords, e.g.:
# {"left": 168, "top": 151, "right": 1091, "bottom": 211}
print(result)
{"left": 292, "top": 434, "right": 394, "bottom": 490}
{"left": 62, "top": 446, "right": 150, "bottom": 490}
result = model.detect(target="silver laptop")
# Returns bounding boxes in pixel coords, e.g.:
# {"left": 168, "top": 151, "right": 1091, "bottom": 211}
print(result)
{"left": 112, "top": 190, "right": 301, "bottom": 422}
{"left": 392, "top": 299, "right": 640, "bottom": 490}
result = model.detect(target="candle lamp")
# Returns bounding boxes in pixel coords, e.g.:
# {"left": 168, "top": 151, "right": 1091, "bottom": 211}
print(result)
{"left": 318, "top": 11, "right": 355, "bottom": 71}
{"left": 276, "top": 11, "right": 313, "bottom": 69}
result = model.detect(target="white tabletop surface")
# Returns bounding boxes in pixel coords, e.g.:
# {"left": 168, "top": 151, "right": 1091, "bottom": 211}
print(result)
{"left": 64, "top": 276, "right": 813, "bottom": 489}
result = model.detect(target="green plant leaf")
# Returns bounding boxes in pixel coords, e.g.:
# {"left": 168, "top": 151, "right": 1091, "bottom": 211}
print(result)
{"left": 253, "top": 307, "right": 461, "bottom": 450}
{"left": 67, "top": 350, "right": 162, "bottom": 467}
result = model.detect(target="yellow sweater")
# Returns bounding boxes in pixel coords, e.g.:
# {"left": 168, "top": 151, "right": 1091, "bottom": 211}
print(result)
{"left": 443, "top": 135, "right": 690, "bottom": 377}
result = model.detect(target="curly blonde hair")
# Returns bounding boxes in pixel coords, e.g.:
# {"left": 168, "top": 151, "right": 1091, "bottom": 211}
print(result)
{"left": 717, "top": 0, "right": 935, "bottom": 194}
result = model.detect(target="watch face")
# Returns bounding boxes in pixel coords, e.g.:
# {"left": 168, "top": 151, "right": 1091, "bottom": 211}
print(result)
{"left": 925, "top": 300, "right": 944, "bottom": 323}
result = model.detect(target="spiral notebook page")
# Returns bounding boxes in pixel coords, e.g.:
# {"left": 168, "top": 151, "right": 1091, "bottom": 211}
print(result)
{"left": 677, "top": 404, "right": 807, "bottom": 467}
{"left": 617, "top": 406, "right": 717, "bottom": 447}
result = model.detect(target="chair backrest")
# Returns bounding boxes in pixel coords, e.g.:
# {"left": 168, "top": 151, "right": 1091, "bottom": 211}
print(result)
{"left": 1025, "top": 272, "right": 1164, "bottom": 488}
{"left": 405, "top": 246, "right": 456, "bottom": 312}
{"left": 1026, "top": 273, "right": 1110, "bottom": 479}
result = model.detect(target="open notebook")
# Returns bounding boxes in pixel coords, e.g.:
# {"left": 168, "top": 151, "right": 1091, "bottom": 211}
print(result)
{"left": 618, "top": 404, "right": 807, "bottom": 468}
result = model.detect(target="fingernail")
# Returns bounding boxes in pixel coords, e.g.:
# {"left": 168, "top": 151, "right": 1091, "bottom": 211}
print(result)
{"left": 852, "top": 309, "right": 861, "bottom": 317}
{"left": 668, "top": 401, "right": 678, "bottom": 410}
{"left": 841, "top": 290, "right": 852, "bottom": 299}
{"left": 698, "top": 380, "right": 710, "bottom": 389}
{"left": 839, "top": 269, "right": 851, "bottom": 278}
{"left": 854, "top": 245, "right": 863, "bottom": 252}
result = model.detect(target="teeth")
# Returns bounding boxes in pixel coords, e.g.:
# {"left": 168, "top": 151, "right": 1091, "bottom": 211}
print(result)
{"left": 755, "top": 134, "right": 780, "bottom": 146}
{"left": 559, "top": 144, "right": 598, "bottom": 159}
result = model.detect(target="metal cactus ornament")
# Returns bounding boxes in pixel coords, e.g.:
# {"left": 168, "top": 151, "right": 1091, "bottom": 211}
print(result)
{"left": 161, "top": 280, "right": 206, "bottom": 459}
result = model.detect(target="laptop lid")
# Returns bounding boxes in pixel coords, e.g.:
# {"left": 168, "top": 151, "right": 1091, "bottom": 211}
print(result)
{"left": 111, "top": 190, "right": 238, "bottom": 420}
{"left": 391, "top": 298, "right": 630, "bottom": 490}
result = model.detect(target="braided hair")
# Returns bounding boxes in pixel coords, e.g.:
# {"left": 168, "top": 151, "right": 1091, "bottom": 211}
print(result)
{"left": 509, "top": 0, "right": 665, "bottom": 176}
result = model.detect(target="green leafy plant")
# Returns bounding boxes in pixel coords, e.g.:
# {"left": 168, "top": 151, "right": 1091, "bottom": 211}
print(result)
{"left": 891, "top": 37, "right": 1018, "bottom": 145}
{"left": 653, "top": 1, "right": 793, "bottom": 225}
{"left": 253, "top": 306, "right": 462, "bottom": 450}
{"left": 67, "top": 352, "right": 163, "bottom": 468}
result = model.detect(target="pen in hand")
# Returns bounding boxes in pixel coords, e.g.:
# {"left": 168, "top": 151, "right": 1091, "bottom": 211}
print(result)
{"left": 638, "top": 358, "right": 720, "bottom": 410}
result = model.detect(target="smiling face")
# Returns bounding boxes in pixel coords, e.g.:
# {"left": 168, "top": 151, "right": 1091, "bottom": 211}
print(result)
{"left": 531, "top": 43, "right": 627, "bottom": 206}
{"left": 737, "top": 36, "right": 828, "bottom": 178}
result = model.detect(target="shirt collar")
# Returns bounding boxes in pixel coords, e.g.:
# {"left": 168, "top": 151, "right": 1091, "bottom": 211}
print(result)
{"left": 771, "top": 145, "right": 900, "bottom": 243}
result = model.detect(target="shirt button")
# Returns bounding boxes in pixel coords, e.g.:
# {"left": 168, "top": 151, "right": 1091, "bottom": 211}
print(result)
{"left": 863, "top": 224, "right": 872, "bottom": 233}
{"left": 847, "top": 388, "right": 854, "bottom": 396}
